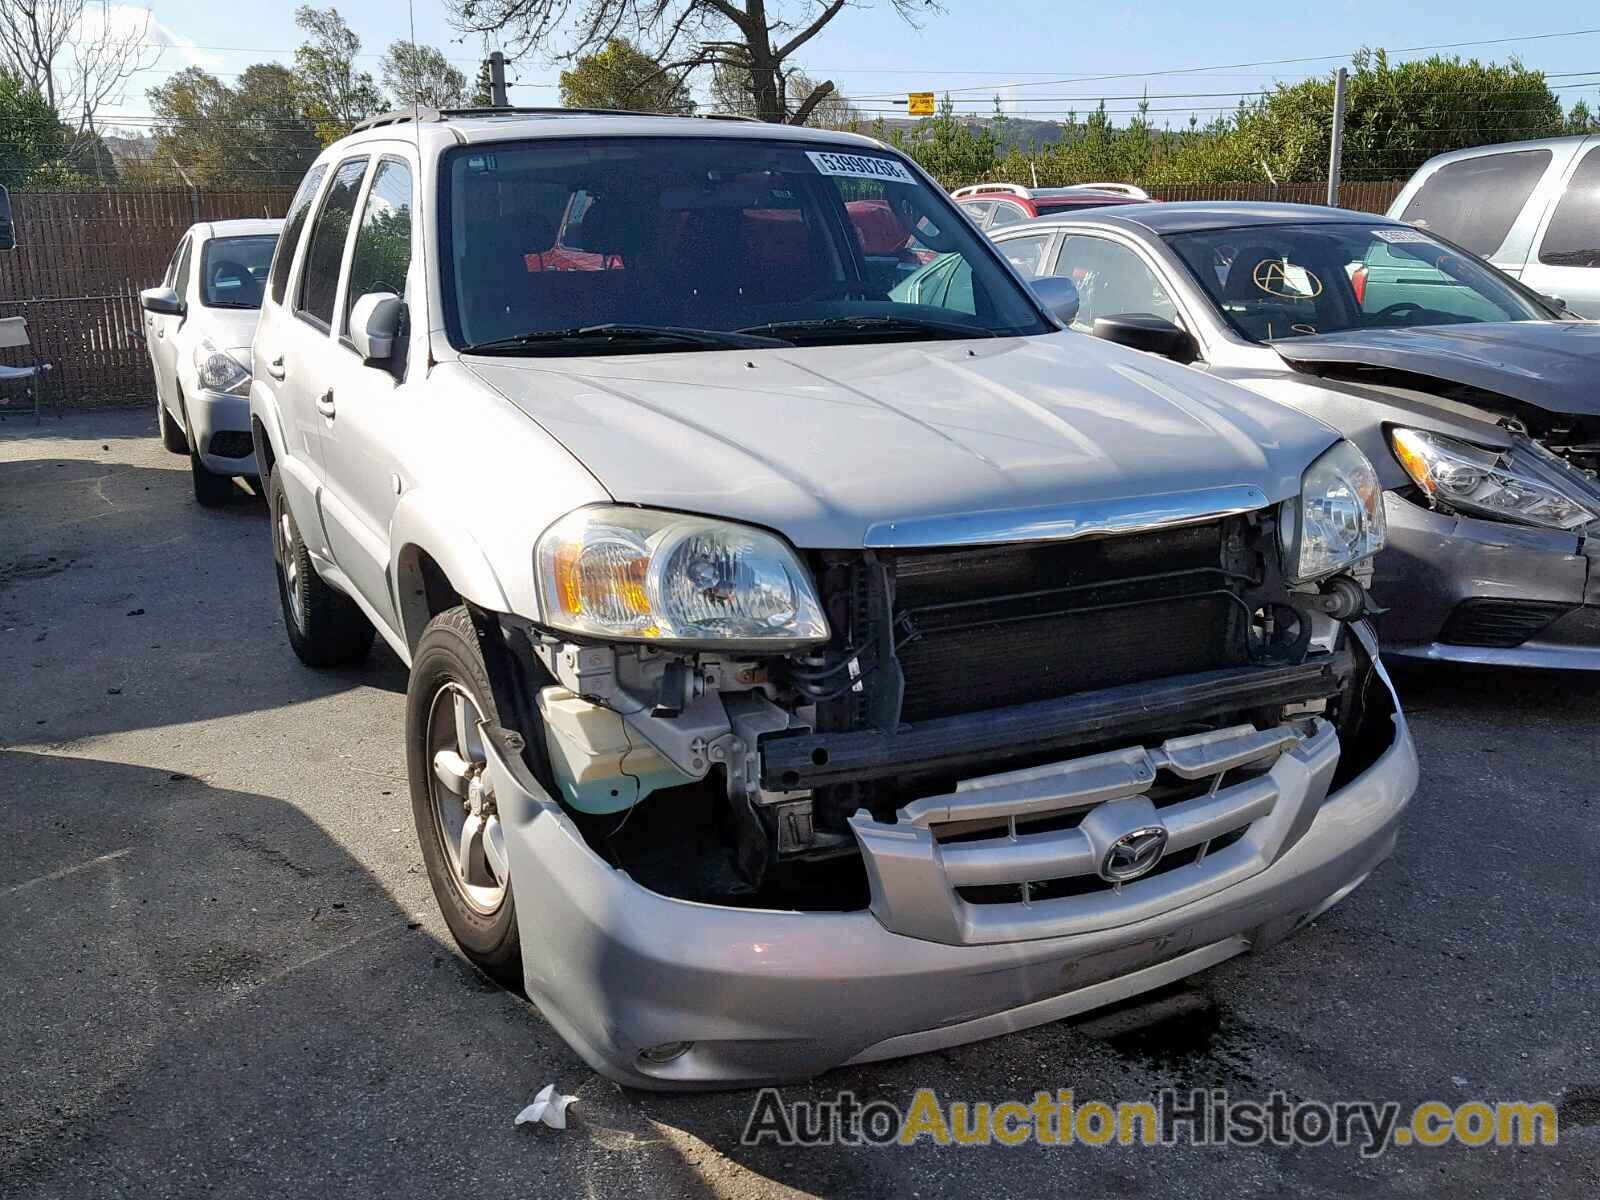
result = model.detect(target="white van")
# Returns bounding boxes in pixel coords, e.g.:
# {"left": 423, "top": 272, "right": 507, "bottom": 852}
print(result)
{"left": 1388, "top": 135, "right": 1600, "bottom": 318}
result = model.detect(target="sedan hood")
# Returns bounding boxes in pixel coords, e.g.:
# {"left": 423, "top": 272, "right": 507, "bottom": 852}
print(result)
{"left": 466, "top": 334, "right": 1339, "bottom": 549}
{"left": 1272, "top": 321, "right": 1600, "bottom": 417}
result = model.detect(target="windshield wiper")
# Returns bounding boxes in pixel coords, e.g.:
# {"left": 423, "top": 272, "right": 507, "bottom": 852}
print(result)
{"left": 736, "top": 315, "right": 997, "bottom": 342}
{"left": 462, "top": 323, "right": 792, "bottom": 354}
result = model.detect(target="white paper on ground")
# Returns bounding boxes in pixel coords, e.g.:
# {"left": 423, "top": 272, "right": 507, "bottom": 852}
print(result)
{"left": 515, "top": 1083, "right": 577, "bottom": 1130}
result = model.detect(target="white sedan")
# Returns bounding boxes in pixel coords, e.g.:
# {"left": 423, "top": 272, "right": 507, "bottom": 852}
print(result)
{"left": 140, "top": 218, "right": 281, "bottom": 504}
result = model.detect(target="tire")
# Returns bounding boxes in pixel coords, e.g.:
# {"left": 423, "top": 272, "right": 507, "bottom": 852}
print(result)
{"left": 157, "top": 395, "right": 188, "bottom": 454}
{"left": 407, "top": 606, "right": 524, "bottom": 991}
{"left": 190, "top": 444, "right": 236, "bottom": 507}
{"left": 268, "top": 471, "right": 374, "bottom": 668}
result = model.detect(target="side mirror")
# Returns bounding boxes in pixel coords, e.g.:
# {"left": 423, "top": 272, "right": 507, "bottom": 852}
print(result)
{"left": 349, "top": 292, "right": 404, "bottom": 364}
{"left": 1544, "top": 293, "right": 1569, "bottom": 314}
{"left": 139, "top": 286, "right": 185, "bottom": 317}
{"left": 1030, "top": 275, "right": 1080, "bottom": 325}
{"left": 1091, "top": 314, "right": 1199, "bottom": 365}
{"left": 0, "top": 186, "right": 14, "bottom": 252}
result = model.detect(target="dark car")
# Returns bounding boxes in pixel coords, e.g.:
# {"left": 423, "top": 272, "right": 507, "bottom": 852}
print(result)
{"left": 985, "top": 201, "right": 1600, "bottom": 669}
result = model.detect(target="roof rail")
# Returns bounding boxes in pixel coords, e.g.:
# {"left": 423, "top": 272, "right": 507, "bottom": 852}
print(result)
{"left": 1064, "top": 182, "right": 1151, "bottom": 199}
{"left": 350, "top": 104, "right": 687, "bottom": 134}
{"left": 950, "top": 182, "right": 1033, "bottom": 200}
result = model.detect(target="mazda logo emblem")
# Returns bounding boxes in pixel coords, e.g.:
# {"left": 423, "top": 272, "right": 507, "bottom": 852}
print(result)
{"left": 1099, "top": 826, "right": 1169, "bottom": 883}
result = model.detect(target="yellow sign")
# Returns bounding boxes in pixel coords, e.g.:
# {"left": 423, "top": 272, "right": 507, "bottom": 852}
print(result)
{"left": 907, "top": 92, "right": 935, "bottom": 116}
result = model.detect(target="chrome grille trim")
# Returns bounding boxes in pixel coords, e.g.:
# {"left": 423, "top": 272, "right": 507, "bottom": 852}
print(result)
{"left": 848, "top": 720, "right": 1340, "bottom": 945}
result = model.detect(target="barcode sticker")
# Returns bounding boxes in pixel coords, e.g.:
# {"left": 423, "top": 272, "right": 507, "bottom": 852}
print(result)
{"left": 806, "top": 151, "right": 919, "bottom": 186}
{"left": 1373, "top": 228, "right": 1434, "bottom": 244}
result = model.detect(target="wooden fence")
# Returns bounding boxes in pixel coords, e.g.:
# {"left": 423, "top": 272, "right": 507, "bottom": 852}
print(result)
{"left": 0, "top": 179, "right": 1404, "bottom": 407}
{"left": 0, "top": 188, "right": 295, "bottom": 407}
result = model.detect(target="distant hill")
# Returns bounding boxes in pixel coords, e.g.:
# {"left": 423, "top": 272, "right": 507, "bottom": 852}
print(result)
{"left": 864, "top": 115, "right": 1069, "bottom": 151}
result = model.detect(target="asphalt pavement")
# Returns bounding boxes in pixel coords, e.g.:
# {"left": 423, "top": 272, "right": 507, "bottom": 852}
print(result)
{"left": 2, "top": 408, "right": 1597, "bottom": 1198}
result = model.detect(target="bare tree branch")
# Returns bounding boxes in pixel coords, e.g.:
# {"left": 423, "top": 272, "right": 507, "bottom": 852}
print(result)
{"left": 787, "top": 76, "right": 834, "bottom": 126}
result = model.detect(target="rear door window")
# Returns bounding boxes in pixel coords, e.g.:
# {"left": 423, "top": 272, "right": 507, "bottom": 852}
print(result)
{"left": 997, "top": 232, "right": 1053, "bottom": 278}
{"left": 1398, "top": 149, "right": 1552, "bottom": 257}
{"left": 269, "top": 164, "right": 328, "bottom": 305}
{"left": 958, "top": 199, "right": 995, "bottom": 226}
{"left": 1537, "top": 145, "right": 1600, "bottom": 268}
{"left": 988, "top": 201, "right": 1030, "bottom": 228}
{"left": 295, "top": 157, "right": 369, "bottom": 330}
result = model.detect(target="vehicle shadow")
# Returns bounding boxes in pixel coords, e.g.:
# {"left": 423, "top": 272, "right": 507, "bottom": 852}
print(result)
{"left": 0, "top": 456, "right": 404, "bottom": 747}
{"left": 0, "top": 749, "right": 721, "bottom": 1199}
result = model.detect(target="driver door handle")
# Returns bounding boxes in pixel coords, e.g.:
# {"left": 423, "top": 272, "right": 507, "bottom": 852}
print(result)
{"left": 266, "top": 355, "right": 286, "bottom": 381}
{"left": 315, "top": 388, "right": 336, "bottom": 419}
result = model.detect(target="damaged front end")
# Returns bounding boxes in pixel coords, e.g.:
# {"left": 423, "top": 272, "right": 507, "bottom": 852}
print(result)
{"left": 461, "top": 489, "right": 1413, "bottom": 1086}
{"left": 491, "top": 503, "right": 1391, "bottom": 911}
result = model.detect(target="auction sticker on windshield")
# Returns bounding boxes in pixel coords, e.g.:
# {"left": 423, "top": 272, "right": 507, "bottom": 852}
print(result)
{"left": 807, "top": 151, "right": 919, "bottom": 185}
{"left": 1373, "top": 228, "right": 1436, "bottom": 244}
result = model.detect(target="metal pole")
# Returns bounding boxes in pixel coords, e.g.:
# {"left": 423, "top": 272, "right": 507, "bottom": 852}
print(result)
{"left": 1326, "top": 66, "right": 1348, "bottom": 208}
{"left": 490, "top": 51, "right": 509, "bottom": 107}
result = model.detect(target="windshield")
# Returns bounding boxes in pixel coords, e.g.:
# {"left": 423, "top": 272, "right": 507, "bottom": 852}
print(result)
{"left": 1165, "top": 222, "right": 1552, "bottom": 342}
{"left": 199, "top": 235, "right": 276, "bottom": 309}
{"left": 438, "top": 137, "right": 1050, "bottom": 353}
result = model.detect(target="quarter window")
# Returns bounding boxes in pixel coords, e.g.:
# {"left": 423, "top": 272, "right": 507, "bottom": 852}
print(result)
{"left": 295, "top": 157, "right": 369, "bottom": 329}
{"left": 1053, "top": 235, "right": 1178, "bottom": 330}
{"left": 343, "top": 158, "right": 414, "bottom": 335}
{"left": 1398, "top": 149, "right": 1552, "bottom": 257}
{"left": 1537, "top": 146, "right": 1600, "bottom": 268}
{"left": 269, "top": 163, "right": 328, "bottom": 305}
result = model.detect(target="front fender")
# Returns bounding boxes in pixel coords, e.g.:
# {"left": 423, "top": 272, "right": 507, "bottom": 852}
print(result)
{"left": 249, "top": 380, "right": 327, "bottom": 556}
{"left": 390, "top": 491, "right": 516, "bottom": 655}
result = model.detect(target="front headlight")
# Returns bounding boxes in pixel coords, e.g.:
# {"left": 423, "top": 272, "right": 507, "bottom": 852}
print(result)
{"left": 193, "top": 338, "right": 251, "bottom": 396}
{"left": 1390, "top": 427, "right": 1596, "bottom": 530}
{"left": 1280, "top": 439, "right": 1387, "bottom": 582}
{"left": 535, "top": 506, "right": 830, "bottom": 647}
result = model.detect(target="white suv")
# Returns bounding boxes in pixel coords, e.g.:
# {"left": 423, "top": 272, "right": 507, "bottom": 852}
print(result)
{"left": 251, "top": 108, "right": 1416, "bottom": 1089}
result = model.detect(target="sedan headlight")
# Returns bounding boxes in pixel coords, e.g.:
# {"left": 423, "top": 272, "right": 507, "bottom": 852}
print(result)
{"left": 535, "top": 506, "right": 830, "bottom": 647}
{"left": 1280, "top": 439, "right": 1387, "bottom": 582}
{"left": 193, "top": 338, "right": 251, "bottom": 396}
{"left": 1390, "top": 427, "right": 1596, "bottom": 531}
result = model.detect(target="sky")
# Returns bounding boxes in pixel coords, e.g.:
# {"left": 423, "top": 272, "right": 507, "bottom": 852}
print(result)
{"left": 91, "top": 0, "right": 1600, "bottom": 132}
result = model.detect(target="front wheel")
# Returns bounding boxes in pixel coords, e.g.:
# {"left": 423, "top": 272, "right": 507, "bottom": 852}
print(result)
{"left": 189, "top": 444, "right": 236, "bottom": 506}
{"left": 407, "top": 607, "right": 523, "bottom": 990}
{"left": 157, "top": 396, "right": 188, "bottom": 454}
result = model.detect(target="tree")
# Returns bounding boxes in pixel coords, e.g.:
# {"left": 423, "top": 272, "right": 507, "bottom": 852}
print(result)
{"left": 708, "top": 54, "right": 856, "bottom": 125}
{"left": 381, "top": 41, "right": 468, "bottom": 109}
{"left": 450, "top": 0, "right": 938, "bottom": 124}
{"left": 0, "top": 65, "right": 63, "bottom": 188}
{"left": 0, "top": 0, "right": 160, "bottom": 172}
{"left": 1566, "top": 99, "right": 1600, "bottom": 135}
{"left": 558, "top": 37, "right": 694, "bottom": 114}
{"left": 1239, "top": 51, "right": 1565, "bottom": 183}
{"left": 469, "top": 56, "right": 494, "bottom": 105}
{"left": 147, "top": 63, "right": 320, "bottom": 186}
{"left": 293, "top": 5, "right": 386, "bottom": 142}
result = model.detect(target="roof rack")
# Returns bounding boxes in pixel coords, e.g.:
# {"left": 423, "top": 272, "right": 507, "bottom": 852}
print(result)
{"left": 348, "top": 106, "right": 769, "bottom": 136}
{"left": 950, "top": 182, "right": 1033, "bottom": 200}
{"left": 1063, "top": 182, "right": 1151, "bottom": 199}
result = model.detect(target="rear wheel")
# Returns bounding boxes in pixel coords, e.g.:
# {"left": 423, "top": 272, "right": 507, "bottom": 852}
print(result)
{"left": 407, "top": 606, "right": 523, "bottom": 990}
{"left": 268, "top": 471, "right": 374, "bottom": 667}
{"left": 157, "top": 396, "right": 188, "bottom": 454}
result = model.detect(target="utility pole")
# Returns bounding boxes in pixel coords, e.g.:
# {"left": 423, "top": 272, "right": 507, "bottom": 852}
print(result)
{"left": 489, "top": 51, "right": 509, "bottom": 107}
{"left": 1326, "top": 66, "right": 1348, "bottom": 208}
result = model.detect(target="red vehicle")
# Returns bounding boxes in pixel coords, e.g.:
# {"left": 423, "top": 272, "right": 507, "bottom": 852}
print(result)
{"left": 953, "top": 182, "right": 1151, "bottom": 229}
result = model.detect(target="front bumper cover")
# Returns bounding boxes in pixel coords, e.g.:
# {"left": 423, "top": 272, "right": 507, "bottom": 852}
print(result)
{"left": 484, "top": 658, "right": 1417, "bottom": 1091}
{"left": 1377, "top": 490, "right": 1600, "bottom": 668}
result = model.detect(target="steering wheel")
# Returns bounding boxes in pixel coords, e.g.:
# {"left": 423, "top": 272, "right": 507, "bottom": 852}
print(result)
{"left": 1373, "top": 301, "right": 1425, "bottom": 323}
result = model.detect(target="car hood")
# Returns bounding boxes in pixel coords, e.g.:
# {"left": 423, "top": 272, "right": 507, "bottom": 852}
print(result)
{"left": 1271, "top": 321, "right": 1600, "bottom": 417}
{"left": 197, "top": 306, "right": 264, "bottom": 357}
{"left": 465, "top": 334, "right": 1339, "bottom": 549}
